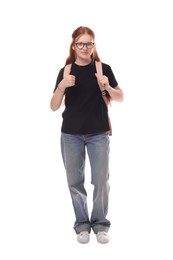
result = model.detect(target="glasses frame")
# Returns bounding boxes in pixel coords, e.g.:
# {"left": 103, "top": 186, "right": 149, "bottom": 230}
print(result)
{"left": 75, "top": 42, "right": 95, "bottom": 49}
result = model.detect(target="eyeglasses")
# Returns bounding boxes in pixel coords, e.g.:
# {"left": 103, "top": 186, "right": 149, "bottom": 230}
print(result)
{"left": 75, "top": 42, "right": 94, "bottom": 49}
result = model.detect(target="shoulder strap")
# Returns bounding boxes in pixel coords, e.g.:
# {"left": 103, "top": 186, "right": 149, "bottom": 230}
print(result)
{"left": 95, "top": 61, "right": 112, "bottom": 135}
{"left": 95, "top": 61, "right": 108, "bottom": 105}
{"left": 95, "top": 60, "right": 103, "bottom": 76}
{"left": 95, "top": 60, "right": 103, "bottom": 92}
{"left": 63, "top": 63, "right": 72, "bottom": 78}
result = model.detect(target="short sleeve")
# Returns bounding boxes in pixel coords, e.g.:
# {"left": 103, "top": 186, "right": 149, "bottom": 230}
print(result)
{"left": 53, "top": 68, "right": 64, "bottom": 93}
{"left": 102, "top": 63, "right": 118, "bottom": 88}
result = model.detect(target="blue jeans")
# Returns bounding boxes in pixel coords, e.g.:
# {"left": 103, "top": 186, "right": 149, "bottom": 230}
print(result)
{"left": 61, "top": 132, "right": 111, "bottom": 234}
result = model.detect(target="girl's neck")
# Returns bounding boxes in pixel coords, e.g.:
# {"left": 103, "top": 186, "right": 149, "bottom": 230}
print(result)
{"left": 75, "top": 57, "right": 92, "bottom": 66}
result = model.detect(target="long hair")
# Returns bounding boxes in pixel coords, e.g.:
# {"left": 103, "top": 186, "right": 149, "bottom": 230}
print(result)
{"left": 65, "top": 26, "right": 101, "bottom": 65}
{"left": 64, "top": 26, "right": 111, "bottom": 105}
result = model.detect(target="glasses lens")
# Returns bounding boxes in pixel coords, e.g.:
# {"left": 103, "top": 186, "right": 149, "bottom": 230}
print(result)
{"left": 76, "top": 43, "right": 84, "bottom": 49}
{"left": 86, "top": 42, "right": 94, "bottom": 49}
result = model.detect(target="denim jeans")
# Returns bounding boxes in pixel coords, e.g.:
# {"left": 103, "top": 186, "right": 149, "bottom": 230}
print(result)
{"left": 61, "top": 132, "right": 111, "bottom": 234}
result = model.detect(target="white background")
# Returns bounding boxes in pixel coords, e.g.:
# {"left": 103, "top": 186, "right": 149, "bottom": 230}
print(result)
{"left": 0, "top": 0, "right": 173, "bottom": 259}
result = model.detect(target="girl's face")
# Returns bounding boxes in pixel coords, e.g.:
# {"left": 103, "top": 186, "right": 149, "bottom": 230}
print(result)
{"left": 73, "top": 34, "right": 94, "bottom": 64}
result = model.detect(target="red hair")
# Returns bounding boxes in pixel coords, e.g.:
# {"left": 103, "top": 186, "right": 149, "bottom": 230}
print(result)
{"left": 65, "top": 26, "right": 101, "bottom": 65}
{"left": 64, "top": 26, "right": 112, "bottom": 105}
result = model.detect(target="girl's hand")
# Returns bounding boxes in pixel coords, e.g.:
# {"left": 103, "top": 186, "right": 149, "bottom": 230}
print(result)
{"left": 63, "top": 74, "right": 76, "bottom": 88}
{"left": 95, "top": 73, "right": 109, "bottom": 90}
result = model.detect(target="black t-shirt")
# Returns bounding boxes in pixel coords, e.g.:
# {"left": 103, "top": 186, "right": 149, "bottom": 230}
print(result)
{"left": 54, "top": 61, "right": 118, "bottom": 134}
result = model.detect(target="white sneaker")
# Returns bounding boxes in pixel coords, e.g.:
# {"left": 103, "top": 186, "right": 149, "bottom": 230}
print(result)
{"left": 77, "top": 231, "right": 90, "bottom": 244}
{"left": 96, "top": 231, "right": 109, "bottom": 244}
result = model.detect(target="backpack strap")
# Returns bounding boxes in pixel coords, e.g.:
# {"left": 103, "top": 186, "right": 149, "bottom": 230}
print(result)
{"left": 95, "top": 61, "right": 108, "bottom": 105}
{"left": 95, "top": 60, "right": 112, "bottom": 135}
{"left": 63, "top": 63, "right": 72, "bottom": 78}
{"left": 95, "top": 60, "right": 103, "bottom": 76}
